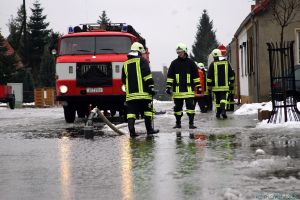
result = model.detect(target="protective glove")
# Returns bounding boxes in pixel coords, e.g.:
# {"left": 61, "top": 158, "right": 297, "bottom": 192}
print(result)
{"left": 165, "top": 87, "right": 171, "bottom": 95}
{"left": 148, "top": 87, "right": 157, "bottom": 96}
{"left": 196, "top": 86, "right": 202, "bottom": 94}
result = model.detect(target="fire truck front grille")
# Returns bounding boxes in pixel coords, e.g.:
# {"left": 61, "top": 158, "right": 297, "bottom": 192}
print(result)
{"left": 76, "top": 62, "right": 113, "bottom": 87}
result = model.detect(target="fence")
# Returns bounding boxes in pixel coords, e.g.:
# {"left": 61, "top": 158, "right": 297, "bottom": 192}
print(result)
{"left": 267, "top": 41, "right": 300, "bottom": 123}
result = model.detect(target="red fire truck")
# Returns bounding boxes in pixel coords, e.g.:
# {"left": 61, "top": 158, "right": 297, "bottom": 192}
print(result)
{"left": 0, "top": 85, "right": 15, "bottom": 109}
{"left": 54, "top": 23, "right": 149, "bottom": 123}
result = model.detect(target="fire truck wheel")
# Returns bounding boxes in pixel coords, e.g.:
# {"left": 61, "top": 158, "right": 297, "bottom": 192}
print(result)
{"left": 77, "top": 107, "right": 88, "bottom": 118}
{"left": 110, "top": 110, "right": 116, "bottom": 117}
{"left": 64, "top": 105, "right": 76, "bottom": 123}
{"left": 8, "top": 95, "right": 15, "bottom": 109}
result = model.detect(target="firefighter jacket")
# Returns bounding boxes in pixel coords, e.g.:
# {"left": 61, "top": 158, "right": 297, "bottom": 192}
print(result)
{"left": 195, "top": 67, "right": 209, "bottom": 96}
{"left": 207, "top": 60, "right": 235, "bottom": 92}
{"left": 122, "top": 55, "right": 154, "bottom": 102}
{"left": 166, "top": 56, "right": 200, "bottom": 99}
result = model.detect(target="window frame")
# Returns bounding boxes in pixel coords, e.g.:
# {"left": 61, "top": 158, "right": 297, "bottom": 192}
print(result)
{"left": 240, "top": 44, "right": 244, "bottom": 77}
{"left": 297, "top": 29, "right": 300, "bottom": 64}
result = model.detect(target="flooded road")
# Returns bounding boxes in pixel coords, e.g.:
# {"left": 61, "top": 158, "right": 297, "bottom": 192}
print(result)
{"left": 0, "top": 103, "right": 299, "bottom": 200}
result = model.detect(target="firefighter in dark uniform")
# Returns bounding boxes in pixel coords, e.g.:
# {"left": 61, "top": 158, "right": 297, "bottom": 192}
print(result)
{"left": 166, "top": 43, "right": 201, "bottom": 129}
{"left": 122, "top": 42, "right": 159, "bottom": 137}
{"left": 207, "top": 49, "right": 235, "bottom": 119}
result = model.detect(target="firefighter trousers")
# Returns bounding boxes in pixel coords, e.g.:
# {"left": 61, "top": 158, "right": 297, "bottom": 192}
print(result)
{"left": 173, "top": 97, "right": 195, "bottom": 123}
{"left": 213, "top": 91, "right": 228, "bottom": 115}
{"left": 195, "top": 95, "right": 209, "bottom": 113}
{"left": 126, "top": 99, "right": 154, "bottom": 133}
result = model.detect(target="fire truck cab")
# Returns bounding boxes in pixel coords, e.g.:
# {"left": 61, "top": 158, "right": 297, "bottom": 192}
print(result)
{"left": 0, "top": 85, "right": 15, "bottom": 109}
{"left": 55, "top": 23, "right": 148, "bottom": 123}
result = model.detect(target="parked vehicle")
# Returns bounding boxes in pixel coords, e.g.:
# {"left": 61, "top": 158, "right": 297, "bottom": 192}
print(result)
{"left": 270, "top": 64, "right": 300, "bottom": 101}
{"left": 54, "top": 23, "right": 148, "bottom": 123}
{"left": 0, "top": 85, "right": 15, "bottom": 109}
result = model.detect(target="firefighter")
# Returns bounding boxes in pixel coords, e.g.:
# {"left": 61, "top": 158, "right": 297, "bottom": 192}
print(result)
{"left": 207, "top": 49, "right": 235, "bottom": 119}
{"left": 227, "top": 70, "right": 235, "bottom": 111}
{"left": 195, "top": 62, "right": 209, "bottom": 113}
{"left": 122, "top": 42, "right": 159, "bottom": 137}
{"left": 166, "top": 43, "right": 201, "bottom": 129}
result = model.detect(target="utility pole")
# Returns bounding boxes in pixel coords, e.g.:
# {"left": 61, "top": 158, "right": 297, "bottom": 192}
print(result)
{"left": 23, "top": 0, "right": 28, "bottom": 66}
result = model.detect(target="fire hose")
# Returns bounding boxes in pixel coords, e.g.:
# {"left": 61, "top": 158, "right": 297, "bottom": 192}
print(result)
{"left": 83, "top": 106, "right": 144, "bottom": 139}
{"left": 84, "top": 107, "right": 126, "bottom": 139}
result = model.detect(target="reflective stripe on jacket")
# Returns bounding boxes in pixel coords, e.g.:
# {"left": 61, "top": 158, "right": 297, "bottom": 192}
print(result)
{"left": 122, "top": 57, "right": 153, "bottom": 101}
{"left": 207, "top": 60, "right": 234, "bottom": 92}
{"left": 166, "top": 56, "right": 200, "bottom": 99}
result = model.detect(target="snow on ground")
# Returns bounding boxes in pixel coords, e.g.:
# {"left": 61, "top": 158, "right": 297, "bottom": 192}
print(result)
{"left": 1, "top": 100, "right": 300, "bottom": 130}
{"left": 233, "top": 102, "right": 272, "bottom": 115}
{"left": 233, "top": 101, "right": 300, "bottom": 128}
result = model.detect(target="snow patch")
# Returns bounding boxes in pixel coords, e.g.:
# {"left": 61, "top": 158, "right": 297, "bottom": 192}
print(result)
{"left": 223, "top": 188, "right": 243, "bottom": 200}
{"left": 233, "top": 103, "right": 262, "bottom": 115}
{"left": 256, "top": 120, "right": 300, "bottom": 128}
{"left": 248, "top": 156, "right": 291, "bottom": 169}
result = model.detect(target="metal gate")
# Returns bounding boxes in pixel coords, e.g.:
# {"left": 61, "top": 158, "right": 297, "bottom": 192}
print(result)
{"left": 267, "top": 41, "right": 300, "bottom": 123}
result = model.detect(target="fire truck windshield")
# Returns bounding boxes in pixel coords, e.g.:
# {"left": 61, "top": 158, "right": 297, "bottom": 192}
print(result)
{"left": 59, "top": 36, "right": 132, "bottom": 55}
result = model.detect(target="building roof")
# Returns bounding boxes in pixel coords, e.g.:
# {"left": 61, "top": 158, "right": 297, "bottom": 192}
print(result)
{"left": 0, "top": 33, "right": 24, "bottom": 69}
{"left": 3, "top": 40, "right": 15, "bottom": 56}
{"left": 233, "top": 0, "right": 270, "bottom": 38}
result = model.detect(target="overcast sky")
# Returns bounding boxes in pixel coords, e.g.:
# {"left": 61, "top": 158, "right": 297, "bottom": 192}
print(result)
{"left": 1, "top": 0, "right": 254, "bottom": 71}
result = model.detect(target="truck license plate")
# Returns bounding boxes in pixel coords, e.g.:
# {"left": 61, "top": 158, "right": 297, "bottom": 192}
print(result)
{"left": 86, "top": 88, "right": 103, "bottom": 93}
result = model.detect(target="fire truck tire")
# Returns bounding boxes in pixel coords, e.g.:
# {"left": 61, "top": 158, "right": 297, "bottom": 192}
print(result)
{"left": 64, "top": 105, "right": 76, "bottom": 123}
{"left": 8, "top": 95, "right": 15, "bottom": 109}
{"left": 77, "top": 107, "right": 88, "bottom": 118}
{"left": 110, "top": 110, "right": 116, "bottom": 117}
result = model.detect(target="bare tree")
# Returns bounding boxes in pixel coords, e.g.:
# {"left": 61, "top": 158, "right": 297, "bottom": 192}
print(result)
{"left": 270, "top": 0, "right": 300, "bottom": 44}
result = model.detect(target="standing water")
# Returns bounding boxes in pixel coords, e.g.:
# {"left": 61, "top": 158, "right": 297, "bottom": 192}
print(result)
{"left": 0, "top": 102, "right": 299, "bottom": 200}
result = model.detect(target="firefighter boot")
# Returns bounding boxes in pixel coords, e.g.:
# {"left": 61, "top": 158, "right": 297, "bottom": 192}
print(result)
{"left": 216, "top": 107, "right": 221, "bottom": 119}
{"left": 173, "top": 115, "right": 182, "bottom": 129}
{"left": 188, "top": 114, "right": 197, "bottom": 129}
{"left": 221, "top": 109, "right": 227, "bottom": 119}
{"left": 145, "top": 117, "right": 159, "bottom": 135}
{"left": 128, "top": 118, "right": 139, "bottom": 138}
{"left": 220, "top": 103, "right": 227, "bottom": 119}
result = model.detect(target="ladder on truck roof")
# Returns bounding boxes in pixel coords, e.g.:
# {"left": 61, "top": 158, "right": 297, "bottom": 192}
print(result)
{"left": 73, "top": 23, "right": 146, "bottom": 48}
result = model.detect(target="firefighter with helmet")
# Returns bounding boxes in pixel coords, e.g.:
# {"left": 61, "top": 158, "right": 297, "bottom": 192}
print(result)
{"left": 195, "top": 62, "right": 210, "bottom": 113}
{"left": 122, "top": 42, "right": 159, "bottom": 137}
{"left": 166, "top": 42, "right": 201, "bottom": 129}
{"left": 207, "top": 48, "right": 235, "bottom": 119}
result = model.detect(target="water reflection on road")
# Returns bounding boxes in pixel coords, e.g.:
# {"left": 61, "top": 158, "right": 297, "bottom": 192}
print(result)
{"left": 59, "top": 137, "right": 72, "bottom": 200}
{"left": 0, "top": 107, "right": 300, "bottom": 199}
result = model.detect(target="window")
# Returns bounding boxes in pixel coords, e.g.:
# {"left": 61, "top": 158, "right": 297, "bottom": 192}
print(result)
{"left": 243, "top": 42, "right": 247, "bottom": 76}
{"left": 248, "top": 37, "right": 254, "bottom": 75}
{"left": 298, "top": 31, "right": 300, "bottom": 64}
{"left": 240, "top": 42, "right": 248, "bottom": 77}
{"left": 59, "top": 36, "right": 132, "bottom": 55}
{"left": 240, "top": 45, "right": 244, "bottom": 76}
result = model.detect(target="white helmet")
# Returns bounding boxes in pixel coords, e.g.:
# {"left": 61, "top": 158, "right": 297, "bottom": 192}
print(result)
{"left": 131, "top": 42, "right": 145, "bottom": 53}
{"left": 176, "top": 42, "right": 187, "bottom": 53}
{"left": 211, "top": 49, "right": 222, "bottom": 57}
{"left": 197, "top": 62, "right": 205, "bottom": 68}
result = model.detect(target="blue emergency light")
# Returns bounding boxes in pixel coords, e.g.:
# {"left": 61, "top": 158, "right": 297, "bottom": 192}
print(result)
{"left": 121, "top": 23, "right": 128, "bottom": 32}
{"left": 68, "top": 26, "right": 74, "bottom": 33}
